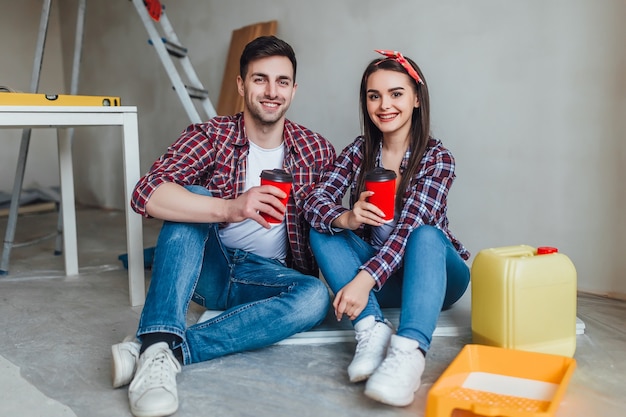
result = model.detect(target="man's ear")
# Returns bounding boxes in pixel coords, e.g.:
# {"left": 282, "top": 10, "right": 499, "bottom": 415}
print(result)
{"left": 236, "top": 76, "right": 244, "bottom": 97}
{"left": 291, "top": 82, "right": 298, "bottom": 100}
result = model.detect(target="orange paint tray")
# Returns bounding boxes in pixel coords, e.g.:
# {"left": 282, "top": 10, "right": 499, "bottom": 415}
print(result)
{"left": 425, "top": 344, "right": 576, "bottom": 417}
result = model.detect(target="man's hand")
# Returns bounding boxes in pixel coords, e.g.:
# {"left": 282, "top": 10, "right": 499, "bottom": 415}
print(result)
{"left": 333, "top": 270, "right": 377, "bottom": 321}
{"left": 225, "top": 184, "right": 287, "bottom": 228}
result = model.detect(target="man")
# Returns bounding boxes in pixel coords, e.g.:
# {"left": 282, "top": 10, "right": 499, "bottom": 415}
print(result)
{"left": 111, "top": 36, "right": 335, "bottom": 417}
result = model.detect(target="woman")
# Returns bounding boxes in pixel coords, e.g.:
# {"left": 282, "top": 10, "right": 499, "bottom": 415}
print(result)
{"left": 304, "top": 50, "right": 470, "bottom": 407}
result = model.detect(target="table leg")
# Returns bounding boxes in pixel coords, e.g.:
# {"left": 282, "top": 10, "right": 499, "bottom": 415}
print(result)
{"left": 57, "top": 128, "right": 79, "bottom": 275}
{"left": 0, "top": 128, "right": 32, "bottom": 274}
{"left": 122, "top": 112, "right": 145, "bottom": 306}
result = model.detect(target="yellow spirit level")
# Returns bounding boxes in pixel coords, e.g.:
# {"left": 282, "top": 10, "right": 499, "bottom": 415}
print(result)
{"left": 0, "top": 93, "right": 121, "bottom": 106}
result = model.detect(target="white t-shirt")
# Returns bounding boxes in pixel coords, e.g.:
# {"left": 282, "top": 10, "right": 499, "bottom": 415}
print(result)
{"left": 218, "top": 141, "right": 288, "bottom": 261}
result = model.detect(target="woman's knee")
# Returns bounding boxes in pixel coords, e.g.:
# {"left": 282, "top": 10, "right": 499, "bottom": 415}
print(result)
{"left": 412, "top": 224, "right": 444, "bottom": 241}
{"left": 309, "top": 228, "right": 330, "bottom": 254}
{"left": 406, "top": 225, "right": 446, "bottom": 252}
{"left": 309, "top": 228, "right": 323, "bottom": 250}
{"left": 309, "top": 229, "right": 342, "bottom": 262}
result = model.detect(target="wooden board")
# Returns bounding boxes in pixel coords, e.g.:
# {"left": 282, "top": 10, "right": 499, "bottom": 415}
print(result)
{"left": 217, "top": 20, "right": 277, "bottom": 116}
{"left": 0, "top": 202, "right": 57, "bottom": 217}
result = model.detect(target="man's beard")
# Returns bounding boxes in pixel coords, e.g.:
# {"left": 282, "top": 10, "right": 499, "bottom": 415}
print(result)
{"left": 246, "top": 97, "right": 287, "bottom": 126}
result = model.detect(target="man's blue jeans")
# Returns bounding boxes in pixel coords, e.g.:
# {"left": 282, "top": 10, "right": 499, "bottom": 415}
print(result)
{"left": 310, "top": 225, "right": 469, "bottom": 352}
{"left": 137, "top": 186, "right": 330, "bottom": 365}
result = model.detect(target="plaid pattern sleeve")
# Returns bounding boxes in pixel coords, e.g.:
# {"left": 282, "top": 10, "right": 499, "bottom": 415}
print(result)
{"left": 131, "top": 116, "right": 243, "bottom": 217}
{"left": 304, "top": 138, "right": 365, "bottom": 233}
{"left": 362, "top": 138, "right": 470, "bottom": 289}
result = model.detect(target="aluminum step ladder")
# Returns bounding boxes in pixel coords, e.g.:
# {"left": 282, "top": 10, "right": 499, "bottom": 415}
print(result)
{"left": 130, "top": 0, "right": 216, "bottom": 124}
{"left": 0, "top": 0, "right": 86, "bottom": 275}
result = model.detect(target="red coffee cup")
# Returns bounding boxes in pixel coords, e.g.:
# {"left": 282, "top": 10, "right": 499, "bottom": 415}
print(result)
{"left": 364, "top": 167, "right": 397, "bottom": 222}
{"left": 259, "top": 169, "right": 293, "bottom": 224}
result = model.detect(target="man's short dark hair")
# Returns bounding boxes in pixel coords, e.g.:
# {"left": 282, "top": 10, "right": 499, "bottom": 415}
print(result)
{"left": 239, "top": 36, "right": 297, "bottom": 82}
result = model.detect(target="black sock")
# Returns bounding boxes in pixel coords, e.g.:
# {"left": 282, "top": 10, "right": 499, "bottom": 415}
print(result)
{"left": 140, "top": 332, "right": 184, "bottom": 363}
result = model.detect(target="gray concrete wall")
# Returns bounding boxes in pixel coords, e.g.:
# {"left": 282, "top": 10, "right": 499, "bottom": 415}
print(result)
{"left": 3, "top": 0, "right": 626, "bottom": 297}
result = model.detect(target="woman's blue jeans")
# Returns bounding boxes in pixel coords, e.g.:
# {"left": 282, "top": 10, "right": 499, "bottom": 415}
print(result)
{"left": 137, "top": 186, "right": 330, "bottom": 365}
{"left": 310, "top": 225, "right": 469, "bottom": 351}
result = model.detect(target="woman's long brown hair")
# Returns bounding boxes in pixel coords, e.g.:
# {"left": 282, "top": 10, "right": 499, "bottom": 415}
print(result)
{"left": 354, "top": 56, "right": 431, "bottom": 211}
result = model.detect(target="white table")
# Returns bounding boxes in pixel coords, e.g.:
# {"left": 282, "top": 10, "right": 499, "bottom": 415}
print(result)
{"left": 0, "top": 106, "right": 145, "bottom": 306}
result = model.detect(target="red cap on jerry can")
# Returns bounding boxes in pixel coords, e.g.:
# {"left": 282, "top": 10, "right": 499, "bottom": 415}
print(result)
{"left": 537, "top": 246, "right": 558, "bottom": 255}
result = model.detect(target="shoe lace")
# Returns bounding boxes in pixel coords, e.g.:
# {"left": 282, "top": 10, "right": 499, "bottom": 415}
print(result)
{"left": 355, "top": 322, "right": 390, "bottom": 354}
{"left": 377, "top": 346, "right": 410, "bottom": 374}
{"left": 135, "top": 348, "right": 181, "bottom": 389}
{"left": 354, "top": 327, "right": 374, "bottom": 353}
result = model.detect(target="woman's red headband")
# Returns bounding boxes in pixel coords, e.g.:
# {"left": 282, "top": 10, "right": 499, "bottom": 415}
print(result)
{"left": 375, "top": 49, "right": 424, "bottom": 85}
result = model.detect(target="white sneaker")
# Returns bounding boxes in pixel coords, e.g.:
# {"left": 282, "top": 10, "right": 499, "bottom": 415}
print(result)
{"left": 128, "top": 342, "right": 182, "bottom": 417}
{"left": 347, "top": 315, "right": 394, "bottom": 383}
{"left": 364, "top": 334, "right": 425, "bottom": 407}
{"left": 111, "top": 336, "right": 141, "bottom": 388}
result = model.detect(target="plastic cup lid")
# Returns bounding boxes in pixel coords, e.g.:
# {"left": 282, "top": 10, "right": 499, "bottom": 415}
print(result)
{"left": 260, "top": 169, "right": 292, "bottom": 182}
{"left": 364, "top": 167, "right": 397, "bottom": 181}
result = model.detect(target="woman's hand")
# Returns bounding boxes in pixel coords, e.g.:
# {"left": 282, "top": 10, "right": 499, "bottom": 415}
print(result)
{"left": 333, "top": 270, "right": 377, "bottom": 321}
{"left": 334, "top": 191, "right": 387, "bottom": 230}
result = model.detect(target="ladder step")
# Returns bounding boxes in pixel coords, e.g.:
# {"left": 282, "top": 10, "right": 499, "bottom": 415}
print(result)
{"left": 132, "top": 0, "right": 216, "bottom": 121}
{"left": 184, "top": 85, "right": 209, "bottom": 99}
{"left": 148, "top": 37, "right": 187, "bottom": 58}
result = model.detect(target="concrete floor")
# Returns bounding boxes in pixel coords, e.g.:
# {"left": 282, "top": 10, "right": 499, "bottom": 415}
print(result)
{"left": 1, "top": 207, "right": 625, "bottom": 416}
